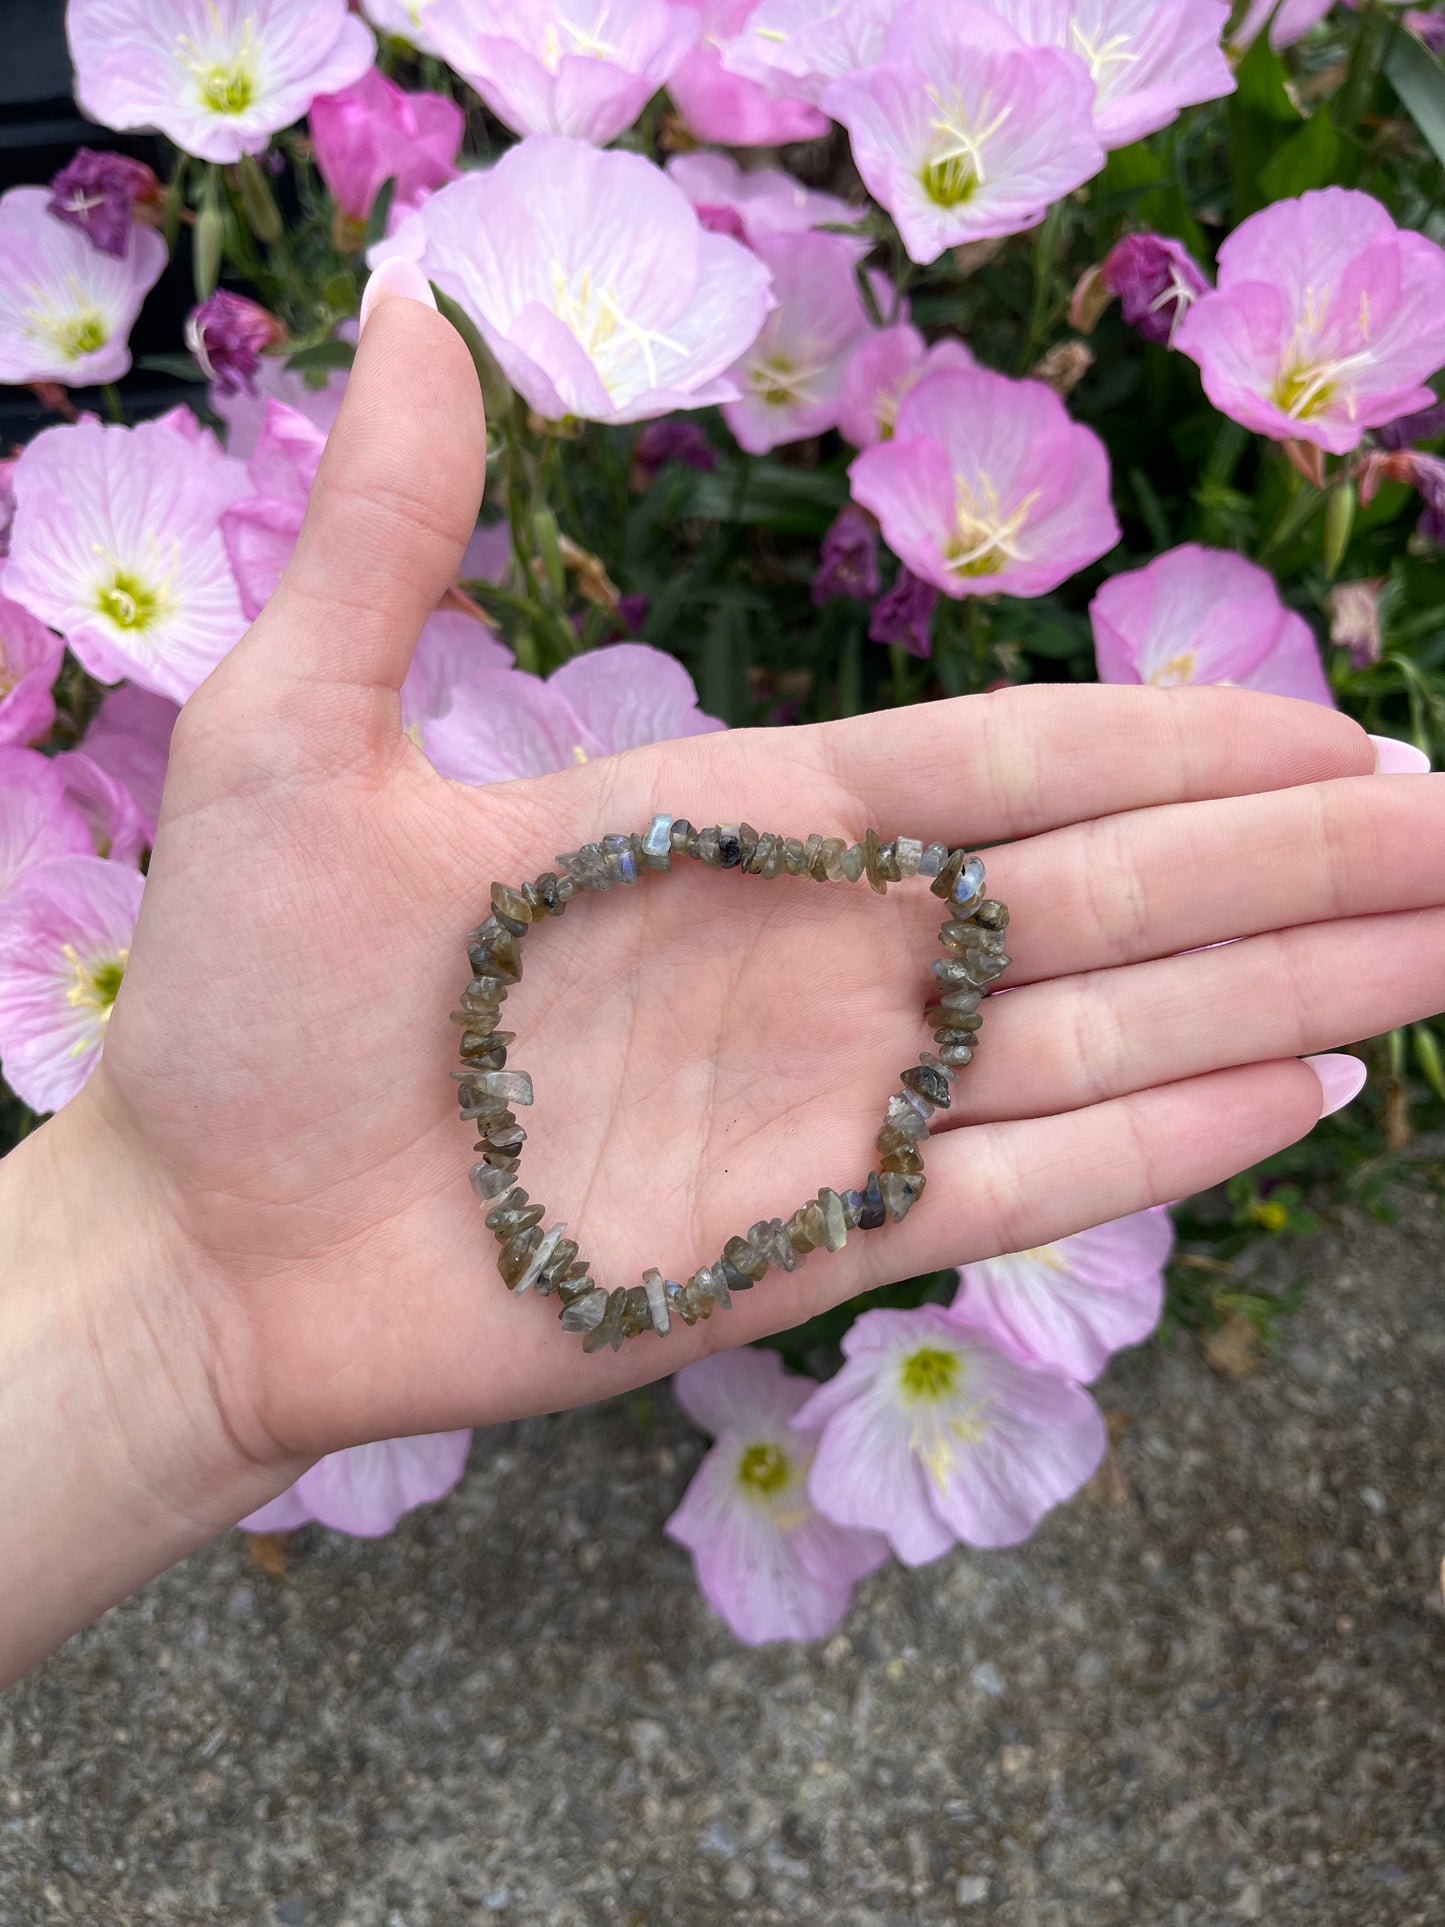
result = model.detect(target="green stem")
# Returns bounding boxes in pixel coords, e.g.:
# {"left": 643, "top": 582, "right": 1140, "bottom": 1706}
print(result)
{"left": 890, "top": 643, "right": 911, "bottom": 707}
{"left": 1017, "top": 203, "right": 1067, "bottom": 375}
{"left": 100, "top": 383, "right": 125, "bottom": 425}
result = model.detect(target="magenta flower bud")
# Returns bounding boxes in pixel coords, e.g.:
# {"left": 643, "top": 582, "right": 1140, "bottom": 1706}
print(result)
{"left": 1101, "top": 232, "right": 1209, "bottom": 347}
{"left": 868, "top": 566, "right": 938, "bottom": 658}
{"left": 47, "top": 148, "right": 161, "bottom": 258}
{"left": 184, "top": 290, "right": 285, "bottom": 396}
{"left": 812, "top": 504, "right": 881, "bottom": 606}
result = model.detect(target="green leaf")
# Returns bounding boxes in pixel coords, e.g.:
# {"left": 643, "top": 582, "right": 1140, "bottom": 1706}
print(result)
{"left": 1385, "top": 20, "right": 1445, "bottom": 167}
{"left": 284, "top": 339, "right": 356, "bottom": 375}
{"left": 1097, "top": 139, "right": 1204, "bottom": 254}
{"left": 689, "top": 461, "right": 847, "bottom": 531}
{"left": 1229, "top": 30, "right": 1303, "bottom": 221}
{"left": 1258, "top": 107, "right": 1341, "bottom": 201}
{"left": 364, "top": 176, "right": 397, "bottom": 251}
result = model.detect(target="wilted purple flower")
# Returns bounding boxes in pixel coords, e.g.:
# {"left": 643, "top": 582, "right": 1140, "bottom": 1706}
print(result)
{"left": 868, "top": 565, "right": 938, "bottom": 657}
{"left": 1176, "top": 189, "right": 1445, "bottom": 455}
{"left": 394, "top": 138, "right": 774, "bottom": 425}
{"left": 633, "top": 417, "right": 717, "bottom": 484}
{"left": 211, "top": 347, "right": 349, "bottom": 461}
{"left": 1396, "top": 451, "right": 1445, "bottom": 542}
{"left": 79, "top": 685, "right": 179, "bottom": 844}
{"left": 0, "top": 582, "right": 65, "bottom": 750}
{"left": 849, "top": 367, "right": 1120, "bottom": 600}
{"left": 47, "top": 148, "right": 161, "bottom": 258}
{"left": 0, "top": 750, "right": 91, "bottom": 902}
{"left": 666, "top": 151, "right": 858, "bottom": 248}
{"left": 67, "top": 0, "right": 376, "bottom": 163}
{"left": 812, "top": 504, "right": 880, "bottom": 605}
{"left": 824, "top": 2, "right": 1104, "bottom": 266}
{"left": 1324, "top": 580, "right": 1384, "bottom": 669}
{"left": 616, "top": 591, "right": 649, "bottom": 634}
{"left": 239, "top": 1432, "right": 473, "bottom": 1537}
{"left": 7, "top": 410, "right": 248, "bottom": 704}
{"left": 666, "top": 0, "right": 830, "bottom": 144}
{"left": 666, "top": 1350, "right": 889, "bottom": 1644}
{"left": 794, "top": 1306, "right": 1107, "bottom": 1564}
{"left": 422, "top": 641, "right": 724, "bottom": 784}
{"left": 0, "top": 852, "right": 144, "bottom": 1112}
{"left": 1406, "top": 8, "right": 1445, "bottom": 55}
{"left": 1090, "top": 543, "right": 1333, "bottom": 705}
{"left": 1100, "top": 232, "right": 1210, "bottom": 347}
{"left": 950, "top": 1209, "right": 1173, "bottom": 1385}
{"left": 424, "top": 0, "right": 696, "bottom": 142}
{"left": 838, "top": 321, "right": 976, "bottom": 449}
{"left": 310, "top": 68, "right": 462, "bottom": 227}
{"left": 979, "top": 0, "right": 1235, "bottom": 149}
{"left": 722, "top": 230, "right": 871, "bottom": 453}
{"left": 1374, "top": 399, "right": 1445, "bottom": 451}
{"left": 0, "top": 186, "right": 166, "bottom": 387}
{"left": 185, "top": 290, "right": 285, "bottom": 396}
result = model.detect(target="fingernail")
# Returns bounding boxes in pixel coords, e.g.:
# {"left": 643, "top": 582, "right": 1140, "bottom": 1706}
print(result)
{"left": 358, "top": 256, "right": 437, "bottom": 337}
{"left": 1303, "top": 1052, "right": 1368, "bottom": 1117}
{"left": 1369, "top": 733, "right": 1432, "bottom": 774}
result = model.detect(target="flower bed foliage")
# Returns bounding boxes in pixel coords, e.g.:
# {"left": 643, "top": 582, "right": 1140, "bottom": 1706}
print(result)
{"left": 1, "top": 0, "right": 1444, "bottom": 1640}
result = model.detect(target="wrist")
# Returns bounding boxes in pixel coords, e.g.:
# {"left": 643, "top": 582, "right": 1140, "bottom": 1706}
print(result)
{"left": 0, "top": 1076, "right": 303, "bottom": 1683}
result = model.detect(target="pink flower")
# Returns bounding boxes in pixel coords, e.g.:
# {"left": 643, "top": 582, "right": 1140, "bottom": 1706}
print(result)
{"left": 0, "top": 580, "right": 65, "bottom": 749}
{"left": 211, "top": 348, "right": 348, "bottom": 460}
{"left": 980, "top": 0, "right": 1235, "bottom": 149}
{"left": 848, "top": 366, "right": 1120, "bottom": 600}
{"left": 823, "top": 2, "right": 1104, "bottom": 266}
{"left": 309, "top": 68, "right": 462, "bottom": 225}
{"left": 423, "top": 0, "right": 696, "bottom": 142}
{"left": 1175, "top": 189, "right": 1445, "bottom": 456}
{"left": 185, "top": 290, "right": 285, "bottom": 396}
{"left": 0, "top": 852, "right": 144, "bottom": 1111}
{"left": 1100, "top": 232, "right": 1210, "bottom": 347}
{"left": 47, "top": 148, "right": 162, "bottom": 259}
{"left": 67, "top": 0, "right": 375, "bottom": 163}
{"left": 401, "top": 609, "right": 514, "bottom": 758}
{"left": 1230, "top": 0, "right": 1334, "bottom": 48}
{"left": 794, "top": 1306, "right": 1107, "bottom": 1563}
{"left": 666, "top": 1350, "right": 889, "bottom": 1643}
{"left": 1090, "top": 543, "right": 1334, "bottom": 706}
{"left": 422, "top": 642, "right": 724, "bottom": 783}
{"left": 7, "top": 411, "right": 249, "bottom": 704}
{"left": 238, "top": 1432, "right": 472, "bottom": 1537}
{"left": 665, "top": 0, "right": 829, "bottom": 145}
{"left": 398, "top": 138, "right": 773, "bottom": 426}
{"left": 78, "top": 686, "right": 179, "bottom": 844}
{"left": 0, "top": 186, "right": 166, "bottom": 387}
{"left": 950, "top": 1210, "right": 1173, "bottom": 1384}
{"left": 219, "top": 400, "right": 328, "bottom": 619}
{"left": 838, "top": 321, "right": 976, "bottom": 449}
{"left": 52, "top": 750, "right": 149, "bottom": 867}
{"left": 719, "top": 0, "right": 897, "bottom": 103}
{"left": 721, "top": 231, "right": 870, "bottom": 453}
{"left": 665, "top": 151, "right": 857, "bottom": 248}
{"left": 0, "top": 750, "right": 91, "bottom": 902}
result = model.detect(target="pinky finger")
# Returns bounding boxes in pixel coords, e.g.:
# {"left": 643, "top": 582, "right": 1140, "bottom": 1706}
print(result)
{"left": 889, "top": 1057, "right": 1335, "bottom": 1281}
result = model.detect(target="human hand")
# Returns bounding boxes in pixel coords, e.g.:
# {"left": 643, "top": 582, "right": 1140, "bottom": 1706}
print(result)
{"left": 10, "top": 287, "right": 1445, "bottom": 1661}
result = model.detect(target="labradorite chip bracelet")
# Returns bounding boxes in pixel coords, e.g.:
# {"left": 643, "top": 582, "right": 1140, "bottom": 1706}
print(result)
{"left": 454, "top": 817, "right": 1010, "bottom": 1354}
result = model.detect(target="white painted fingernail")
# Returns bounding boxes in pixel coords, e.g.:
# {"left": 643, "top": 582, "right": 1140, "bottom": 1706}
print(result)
{"left": 358, "top": 256, "right": 437, "bottom": 337}
{"left": 1369, "top": 733, "right": 1431, "bottom": 774}
{"left": 1303, "top": 1052, "right": 1368, "bottom": 1117}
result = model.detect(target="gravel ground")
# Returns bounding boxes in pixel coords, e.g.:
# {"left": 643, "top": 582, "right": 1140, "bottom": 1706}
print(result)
{"left": 4, "top": 1196, "right": 1443, "bottom": 1927}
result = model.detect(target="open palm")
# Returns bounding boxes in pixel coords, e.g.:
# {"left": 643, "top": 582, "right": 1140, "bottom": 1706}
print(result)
{"left": 83, "top": 292, "right": 1445, "bottom": 1495}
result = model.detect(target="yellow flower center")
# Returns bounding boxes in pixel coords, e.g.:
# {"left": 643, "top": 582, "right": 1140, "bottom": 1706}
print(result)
{"left": 24, "top": 277, "right": 112, "bottom": 364}
{"left": 177, "top": 13, "right": 261, "bottom": 117}
{"left": 921, "top": 85, "right": 1012, "bottom": 210}
{"left": 898, "top": 1345, "right": 961, "bottom": 1402}
{"left": 1149, "top": 649, "right": 1198, "bottom": 687}
{"left": 64, "top": 944, "right": 128, "bottom": 1035}
{"left": 736, "top": 1440, "right": 791, "bottom": 1496}
{"left": 95, "top": 567, "right": 166, "bottom": 632}
{"left": 541, "top": 10, "right": 619, "bottom": 71}
{"left": 946, "top": 471, "right": 1039, "bottom": 578}
{"left": 1272, "top": 285, "right": 1374, "bottom": 422}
